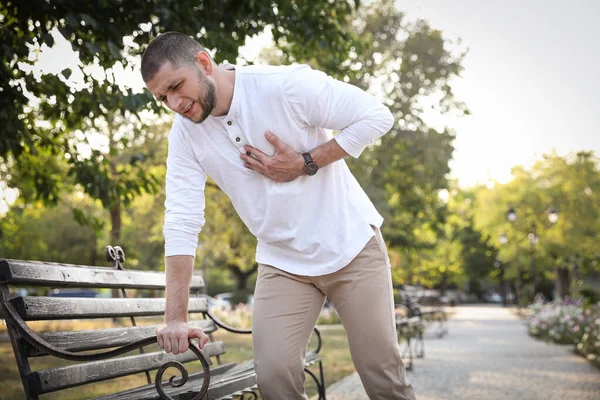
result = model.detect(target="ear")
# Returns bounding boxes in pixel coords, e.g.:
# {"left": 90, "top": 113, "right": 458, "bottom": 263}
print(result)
{"left": 195, "top": 51, "right": 214, "bottom": 75}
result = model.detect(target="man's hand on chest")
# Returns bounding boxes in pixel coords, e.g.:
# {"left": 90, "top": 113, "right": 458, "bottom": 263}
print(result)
{"left": 240, "top": 130, "right": 306, "bottom": 183}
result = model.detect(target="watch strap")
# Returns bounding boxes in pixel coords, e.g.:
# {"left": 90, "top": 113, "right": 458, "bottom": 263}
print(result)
{"left": 302, "top": 152, "right": 313, "bottom": 165}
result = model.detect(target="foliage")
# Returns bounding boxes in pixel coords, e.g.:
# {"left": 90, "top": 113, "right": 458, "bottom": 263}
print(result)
{"left": 576, "top": 306, "right": 600, "bottom": 367}
{"left": 527, "top": 299, "right": 600, "bottom": 367}
{"left": 1, "top": 1, "right": 470, "bottom": 293}
{"left": 317, "top": 307, "right": 342, "bottom": 326}
{"left": 527, "top": 298, "right": 586, "bottom": 345}
{"left": 209, "top": 303, "right": 253, "bottom": 330}
{"left": 0, "top": 194, "right": 102, "bottom": 265}
{"left": 579, "top": 285, "right": 600, "bottom": 307}
{"left": 196, "top": 182, "right": 259, "bottom": 291}
{"left": 475, "top": 151, "right": 600, "bottom": 299}
{"left": 1, "top": 0, "right": 361, "bottom": 203}
{"left": 345, "top": 1, "right": 466, "bottom": 251}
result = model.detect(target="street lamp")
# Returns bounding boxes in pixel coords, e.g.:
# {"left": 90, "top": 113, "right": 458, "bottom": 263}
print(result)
{"left": 507, "top": 208, "right": 517, "bottom": 223}
{"left": 499, "top": 233, "right": 508, "bottom": 245}
{"left": 548, "top": 208, "right": 559, "bottom": 224}
{"left": 505, "top": 206, "right": 558, "bottom": 300}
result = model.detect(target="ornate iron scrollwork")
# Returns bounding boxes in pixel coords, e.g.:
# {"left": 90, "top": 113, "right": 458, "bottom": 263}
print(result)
{"left": 0, "top": 285, "right": 212, "bottom": 399}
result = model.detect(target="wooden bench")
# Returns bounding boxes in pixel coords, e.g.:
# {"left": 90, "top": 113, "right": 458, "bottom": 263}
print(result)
{"left": 418, "top": 304, "right": 449, "bottom": 339}
{"left": 395, "top": 301, "right": 425, "bottom": 371}
{"left": 395, "top": 315, "right": 423, "bottom": 371}
{"left": 1, "top": 246, "right": 326, "bottom": 400}
{"left": 395, "top": 296, "right": 449, "bottom": 371}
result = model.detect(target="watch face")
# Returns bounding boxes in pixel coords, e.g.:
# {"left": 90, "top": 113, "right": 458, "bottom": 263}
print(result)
{"left": 304, "top": 162, "right": 319, "bottom": 176}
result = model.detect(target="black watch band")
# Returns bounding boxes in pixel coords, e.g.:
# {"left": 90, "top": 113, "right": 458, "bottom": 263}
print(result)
{"left": 302, "top": 152, "right": 319, "bottom": 176}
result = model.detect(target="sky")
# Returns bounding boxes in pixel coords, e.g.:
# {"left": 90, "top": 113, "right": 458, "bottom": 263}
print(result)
{"left": 396, "top": 0, "right": 600, "bottom": 186}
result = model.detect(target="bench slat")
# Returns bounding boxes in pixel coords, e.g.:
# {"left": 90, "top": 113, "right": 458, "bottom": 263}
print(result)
{"left": 28, "top": 341, "right": 226, "bottom": 395}
{"left": 27, "top": 320, "right": 217, "bottom": 357}
{"left": 10, "top": 297, "right": 208, "bottom": 320}
{"left": 0, "top": 259, "right": 204, "bottom": 290}
{"left": 94, "top": 363, "right": 239, "bottom": 400}
{"left": 396, "top": 316, "right": 421, "bottom": 327}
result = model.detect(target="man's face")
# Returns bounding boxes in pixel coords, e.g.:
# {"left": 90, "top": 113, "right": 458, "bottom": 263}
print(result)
{"left": 146, "top": 61, "right": 216, "bottom": 123}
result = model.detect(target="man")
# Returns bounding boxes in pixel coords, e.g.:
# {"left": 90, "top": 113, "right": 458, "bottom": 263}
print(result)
{"left": 141, "top": 31, "right": 416, "bottom": 400}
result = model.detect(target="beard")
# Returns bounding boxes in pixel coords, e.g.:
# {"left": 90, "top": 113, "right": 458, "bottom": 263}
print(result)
{"left": 185, "top": 69, "right": 216, "bottom": 124}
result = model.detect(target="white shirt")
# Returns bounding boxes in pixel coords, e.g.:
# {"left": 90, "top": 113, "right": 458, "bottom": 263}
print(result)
{"left": 164, "top": 64, "right": 394, "bottom": 276}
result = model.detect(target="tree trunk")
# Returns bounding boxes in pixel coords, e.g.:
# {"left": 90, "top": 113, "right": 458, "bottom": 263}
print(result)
{"left": 439, "top": 271, "right": 448, "bottom": 296}
{"left": 227, "top": 263, "right": 259, "bottom": 291}
{"left": 555, "top": 266, "right": 570, "bottom": 299}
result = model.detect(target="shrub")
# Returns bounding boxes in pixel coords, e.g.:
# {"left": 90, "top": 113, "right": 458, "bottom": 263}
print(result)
{"left": 575, "top": 305, "right": 600, "bottom": 367}
{"left": 527, "top": 298, "right": 600, "bottom": 367}
{"left": 527, "top": 299, "right": 585, "bottom": 345}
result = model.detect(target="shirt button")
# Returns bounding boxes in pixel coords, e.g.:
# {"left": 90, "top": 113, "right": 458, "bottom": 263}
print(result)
{"left": 246, "top": 151, "right": 251, "bottom": 156}
{"left": 227, "top": 121, "right": 232, "bottom": 126}
{"left": 235, "top": 137, "right": 241, "bottom": 142}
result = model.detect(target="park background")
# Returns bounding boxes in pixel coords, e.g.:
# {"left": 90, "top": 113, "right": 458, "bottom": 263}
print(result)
{"left": 1, "top": 0, "right": 599, "bottom": 398}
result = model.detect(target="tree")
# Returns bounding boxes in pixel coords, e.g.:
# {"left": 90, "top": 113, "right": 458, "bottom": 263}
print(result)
{"left": 257, "top": 1, "right": 469, "bottom": 287}
{"left": 1, "top": 0, "right": 362, "bottom": 204}
{"left": 343, "top": 1, "right": 467, "bottom": 252}
{"left": 0, "top": 194, "right": 102, "bottom": 265}
{"left": 475, "top": 151, "right": 600, "bottom": 300}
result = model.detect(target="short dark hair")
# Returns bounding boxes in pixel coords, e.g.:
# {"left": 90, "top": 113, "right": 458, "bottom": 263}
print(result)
{"left": 141, "top": 32, "right": 207, "bottom": 82}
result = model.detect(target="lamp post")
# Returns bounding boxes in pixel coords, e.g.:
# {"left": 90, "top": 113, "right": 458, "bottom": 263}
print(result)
{"left": 503, "top": 207, "right": 558, "bottom": 302}
{"left": 494, "top": 258, "right": 507, "bottom": 306}
{"left": 499, "top": 231, "right": 520, "bottom": 305}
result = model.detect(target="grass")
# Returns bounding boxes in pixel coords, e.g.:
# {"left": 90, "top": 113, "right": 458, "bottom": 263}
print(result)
{"left": 0, "top": 320, "right": 353, "bottom": 400}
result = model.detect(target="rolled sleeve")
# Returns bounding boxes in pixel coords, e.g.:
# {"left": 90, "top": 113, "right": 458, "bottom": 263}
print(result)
{"left": 163, "top": 120, "right": 207, "bottom": 257}
{"left": 282, "top": 65, "right": 395, "bottom": 158}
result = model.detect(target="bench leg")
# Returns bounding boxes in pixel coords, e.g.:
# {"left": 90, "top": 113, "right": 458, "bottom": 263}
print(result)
{"left": 400, "top": 333, "right": 413, "bottom": 371}
{"left": 415, "top": 330, "right": 425, "bottom": 359}
{"left": 436, "top": 313, "right": 449, "bottom": 338}
{"left": 304, "top": 360, "right": 326, "bottom": 400}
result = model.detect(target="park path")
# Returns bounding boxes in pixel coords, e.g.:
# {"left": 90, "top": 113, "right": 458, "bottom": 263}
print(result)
{"left": 321, "top": 305, "right": 600, "bottom": 400}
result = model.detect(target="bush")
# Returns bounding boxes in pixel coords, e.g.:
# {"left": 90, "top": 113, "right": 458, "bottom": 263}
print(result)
{"left": 575, "top": 306, "right": 600, "bottom": 367}
{"left": 579, "top": 286, "right": 600, "bottom": 306}
{"left": 527, "top": 298, "right": 600, "bottom": 367}
{"left": 527, "top": 299, "right": 585, "bottom": 345}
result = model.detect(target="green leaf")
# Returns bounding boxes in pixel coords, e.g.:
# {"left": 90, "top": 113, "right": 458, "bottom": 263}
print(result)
{"left": 61, "top": 68, "right": 72, "bottom": 80}
{"left": 108, "top": 41, "right": 121, "bottom": 59}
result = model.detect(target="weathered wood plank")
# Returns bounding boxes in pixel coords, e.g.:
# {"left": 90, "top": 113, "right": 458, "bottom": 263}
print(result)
{"left": 27, "top": 320, "right": 217, "bottom": 357}
{"left": 94, "top": 363, "right": 239, "bottom": 400}
{"left": 396, "top": 316, "right": 421, "bottom": 327}
{"left": 28, "top": 342, "right": 226, "bottom": 395}
{"left": 0, "top": 259, "right": 204, "bottom": 290}
{"left": 106, "top": 370, "right": 257, "bottom": 400}
{"left": 10, "top": 297, "right": 208, "bottom": 320}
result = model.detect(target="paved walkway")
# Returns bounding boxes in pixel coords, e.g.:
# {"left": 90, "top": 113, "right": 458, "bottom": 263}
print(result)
{"left": 322, "top": 305, "right": 600, "bottom": 400}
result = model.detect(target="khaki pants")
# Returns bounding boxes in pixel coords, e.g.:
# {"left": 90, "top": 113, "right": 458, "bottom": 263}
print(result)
{"left": 252, "top": 228, "right": 417, "bottom": 400}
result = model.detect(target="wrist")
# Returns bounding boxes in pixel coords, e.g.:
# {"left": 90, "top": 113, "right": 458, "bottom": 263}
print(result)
{"left": 301, "top": 151, "right": 319, "bottom": 176}
{"left": 165, "top": 318, "right": 188, "bottom": 326}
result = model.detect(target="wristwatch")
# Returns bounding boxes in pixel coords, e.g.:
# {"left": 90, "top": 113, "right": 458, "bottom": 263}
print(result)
{"left": 302, "top": 152, "right": 319, "bottom": 176}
